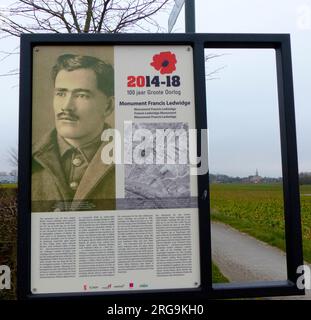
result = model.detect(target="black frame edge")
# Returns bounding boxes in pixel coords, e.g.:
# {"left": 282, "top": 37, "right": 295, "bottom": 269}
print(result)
{"left": 17, "top": 32, "right": 304, "bottom": 300}
{"left": 17, "top": 34, "right": 33, "bottom": 300}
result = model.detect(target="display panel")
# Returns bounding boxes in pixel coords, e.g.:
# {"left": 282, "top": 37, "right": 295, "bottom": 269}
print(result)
{"left": 30, "top": 45, "right": 200, "bottom": 294}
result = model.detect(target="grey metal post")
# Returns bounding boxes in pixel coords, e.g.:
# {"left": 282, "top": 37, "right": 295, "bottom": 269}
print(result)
{"left": 185, "top": 0, "right": 195, "bottom": 32}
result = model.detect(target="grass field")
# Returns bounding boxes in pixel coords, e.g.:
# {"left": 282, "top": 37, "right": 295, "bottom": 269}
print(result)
{"left": 0, "top": 185, "right": 17, "bottom": 300}
{"left": 0, "top": 184, "right": 228, "bottom": 299}
{"left": 2, "top": 182, "right": 309, "bottom": 296}
{"left": 0, "top": 184, "right": 17, "bottom": 189}
{"left": 212, "top": 262, "right": 229, "bottom": 283}
{"left": 210, "top": 183, "right": 311, "bottom": 263}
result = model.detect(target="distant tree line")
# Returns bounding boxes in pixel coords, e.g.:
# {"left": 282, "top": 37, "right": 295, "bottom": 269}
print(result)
{"left": 299, "top": 172, "right": 311, "bottom": 185}
{"left": 210, "top": 172, "right": 311, "bottom": 185}
{"left": 209, "top": 173, "right": 281, "bottom": 184}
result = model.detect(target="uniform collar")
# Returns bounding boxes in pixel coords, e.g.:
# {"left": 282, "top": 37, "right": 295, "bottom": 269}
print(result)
{"left": 57, "top": 134, "right": 102, "bottom": 163}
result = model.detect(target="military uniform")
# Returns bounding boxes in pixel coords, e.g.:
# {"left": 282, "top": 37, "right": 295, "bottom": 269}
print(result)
{"left": 32, "top": 129, "right": 115, "bottom": 212}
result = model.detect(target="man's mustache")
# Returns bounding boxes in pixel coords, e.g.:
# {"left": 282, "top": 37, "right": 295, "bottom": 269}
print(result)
{"left": 57, "top": 112, "right": 79, "bottom": 121}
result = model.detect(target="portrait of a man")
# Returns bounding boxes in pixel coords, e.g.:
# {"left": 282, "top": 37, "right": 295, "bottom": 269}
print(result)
{"left": 31, "top": 52, "right": 115, "bottom": 212}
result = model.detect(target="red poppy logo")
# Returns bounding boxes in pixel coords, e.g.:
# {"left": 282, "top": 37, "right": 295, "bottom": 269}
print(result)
{"left": 150, "top": 51, "right": 177, "bottom": 74}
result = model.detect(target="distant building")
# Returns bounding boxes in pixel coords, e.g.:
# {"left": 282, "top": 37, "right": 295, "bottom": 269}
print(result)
{"left": 209, "top": 171, "right": 282, "bottom": 184}
{"left": 249, "top": 169, "right": 262, "bottom": 184}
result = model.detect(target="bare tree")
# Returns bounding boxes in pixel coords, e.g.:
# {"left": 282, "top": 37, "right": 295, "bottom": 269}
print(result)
{"left": 7, "top": 147, "right": 18, "bottom": 170}
{"left": 0, "top": 1, "right": 227, "bottom": 80}
{"left": 0, "top": 0, "right": 172, "bottom": 76}
{"left": 0, "top": 0, "right": 171, "bottom": 37}
{"left": 205, "top": 52, "right": 228, "bottom": 81}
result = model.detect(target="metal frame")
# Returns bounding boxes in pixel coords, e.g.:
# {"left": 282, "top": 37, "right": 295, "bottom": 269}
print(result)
{"left": 17, "top": 33, "right": 304, "bottom": 300}
{"left": 185, "top": 0, "right": 196, "bottom": 33}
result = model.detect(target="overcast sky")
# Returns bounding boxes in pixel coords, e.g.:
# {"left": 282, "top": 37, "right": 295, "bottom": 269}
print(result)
{"left": 0, "top": 0, "right": 310, "bottom": 177}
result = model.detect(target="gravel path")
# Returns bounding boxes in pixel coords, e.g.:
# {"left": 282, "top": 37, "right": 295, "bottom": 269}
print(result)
{"left": 211, "top": 221, "right": 311, "bottom": 300}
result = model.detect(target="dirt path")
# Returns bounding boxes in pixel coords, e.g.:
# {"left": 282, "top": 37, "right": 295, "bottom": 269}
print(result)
{"left": 211, "top": 221, "right": 311, "bottom": 300}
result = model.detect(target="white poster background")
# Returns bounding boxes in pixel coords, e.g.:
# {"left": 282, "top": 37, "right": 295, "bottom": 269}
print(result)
{"left": 31, "top": 209, "right": 200, "bottom": 294}
{"left": 114, "top": 45, "right": 198, "bottom": 198}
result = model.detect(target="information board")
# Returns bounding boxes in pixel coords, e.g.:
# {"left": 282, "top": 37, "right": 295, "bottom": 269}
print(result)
{"left": 30, "top": 45, "right": 200, "bottom": 294}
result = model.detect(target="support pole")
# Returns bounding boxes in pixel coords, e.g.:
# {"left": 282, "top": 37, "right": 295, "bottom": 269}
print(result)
{"left": 185, "top": 0, "right": 195, "bottom": 33}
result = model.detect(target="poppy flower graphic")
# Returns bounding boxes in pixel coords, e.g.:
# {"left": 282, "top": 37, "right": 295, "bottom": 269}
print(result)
{"left": 150, "top": 51, "right": 177, "bottom": 74}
